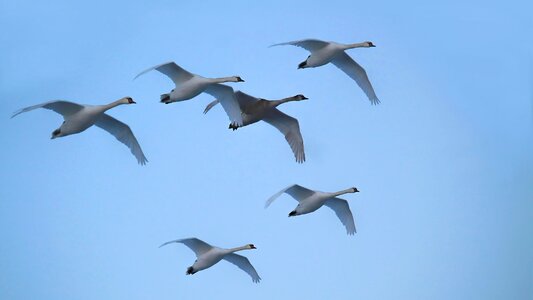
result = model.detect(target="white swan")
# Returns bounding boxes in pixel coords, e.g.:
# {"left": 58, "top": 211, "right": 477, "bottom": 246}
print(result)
{"left": 159, "top": 238, "right": 261, "bottom": 283}
{"left": 12, "top": 97, "right": 148, "bottom": 165}
{"left": 134, "top": 61, "right": 245, "bottom": 126}
{"left": 266, "top": 184, "right": 359, "bottom": 235}
{"left": 203, "top": 91, "right": 307, "bottom": 163}
{"left": 271, "top": 39, "right": 380, "bottom": 105}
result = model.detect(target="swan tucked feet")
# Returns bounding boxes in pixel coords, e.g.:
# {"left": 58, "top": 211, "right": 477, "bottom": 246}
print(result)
{"left": 160, "top": 93, "right": 171, "bottom": 104}
{"left": 186, "top": 266, "right": 195, "bottom": 275}
{"left": 229, "top": 123, "right": 240, "bottom": 130}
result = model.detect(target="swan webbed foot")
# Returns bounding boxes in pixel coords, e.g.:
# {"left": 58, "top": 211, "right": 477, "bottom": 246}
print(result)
{"left": 186, "top": 266, "right": 195, "bottom": 275}
{"left": 228, "top": 123, "right": 239, "bottom": 131}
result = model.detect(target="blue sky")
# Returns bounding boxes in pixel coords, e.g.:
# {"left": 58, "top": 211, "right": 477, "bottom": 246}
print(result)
{"left": 0, "top": 0, "right": 531, "bottom": 299}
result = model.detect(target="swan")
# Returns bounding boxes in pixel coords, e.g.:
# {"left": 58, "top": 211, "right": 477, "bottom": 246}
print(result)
{"left": 203, "top": 91, "right": 307, "bottom": 163}
{"left": 270, "top": 39, "right": 380, "bottom": 105}
{"left": 134, "top": 61, "right": 245, "bottom": 126}
{"left": 159, "top": 238, "right": 261, "bottom": 283}
{"left": 12, "top": 97, "right": 148, "bottom": 165}
{"left": 266, "top": 184, "right": 359, "bottom": 235}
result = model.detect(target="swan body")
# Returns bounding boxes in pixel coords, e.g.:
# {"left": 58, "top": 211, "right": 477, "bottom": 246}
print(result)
{"left": 270, "top": 39, "right": 380, "bottom": 105}
{"left": 12, "top": 97, "right": 148, "bottom": 165}
{"left": 266, "top": 184, "right": 359, "bottom": 235}
{"left": 203, "top": 91, "right": 307, "bottom": 163}
{"left": 159, "top": 238, "right": 261, "bottom": 283}
{"left": 135, "top": 61, "right": 245, "bottom": 125}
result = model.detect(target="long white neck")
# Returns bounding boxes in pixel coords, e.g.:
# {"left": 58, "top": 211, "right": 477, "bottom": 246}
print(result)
{"left": 209, "top": 77, "right": 240, "bottom": 84}
{"left": 225, "top": 245, "right": 252, "bottom": 254}
{"left": 332, "top": 188, "right": 356, "bottom": 197}
{"left": 102, "top": 99, "right": 126, "bottom": 112}
{"left": 342, "top": 42, "right": 369, "bottom": 50}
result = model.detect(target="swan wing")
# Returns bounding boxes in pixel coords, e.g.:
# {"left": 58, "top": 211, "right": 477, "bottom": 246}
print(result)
{"left": 202, "top": 91, "right": 256, "bottom": 114}
{"left": 324, "top": 197, "right": 356, "bottom": 235}
{"left": 223, "top": 253, "right": 261, "bottom": 283}
{"left": 203, "top": 99, "right": 220, "bottom": 114}
{"left": 94, "top": 114, "right": 148, "bottom": 165}
{"left": 134, "top": 61, "right": 194, "bottom": 86}
{"left": 262, "top": 109, "right": 305, "bottom": 163}
{"left": 204, "top": 84, "right": 243, "bottom": 126}
{"left": 265, "top": 184, "right": 315, "bottom": 208}
{"left": 12, "top": 100, "right": 84, "bottom": 119}
{"left": 270, "top": 39, "right": 329, "bottom": 52}
{"left": 159, "top": 238, "right": 213, "bottom": 257}
{"left": 330, "top": 52, "right": 380, "bottom": 105}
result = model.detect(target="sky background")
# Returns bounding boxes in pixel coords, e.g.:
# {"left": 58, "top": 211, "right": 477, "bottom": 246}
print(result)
{"left": 0, "top": 0, "right": 532, "bottom": 299}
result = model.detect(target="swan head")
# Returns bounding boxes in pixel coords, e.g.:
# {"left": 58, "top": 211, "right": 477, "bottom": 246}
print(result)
{"left": 351, "top": 187, "right": 360, "bottom": 193}
{"left": 365, "top": 41, "right": 376, "bottom": 47}
{"left": 233, "top": 76, "right": 245, "bottom": 82}
{"left": 293, "top": 94, "right": 308, "bottom": 101}
{"left": 120, "top": 97, "right": 136, "bottom": 104}
{"left": 247, "top": 244, "right": 257, "bottom": 249}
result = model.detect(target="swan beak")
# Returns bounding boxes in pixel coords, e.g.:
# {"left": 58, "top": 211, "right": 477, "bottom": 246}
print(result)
{"left": 302, "top": 96, "right": 308, "bottom": 100}
{"left": 131, "top": 100, "right": 137, "bottom": 104}
{"left": 251, "top": 245, "right": 257, "bottom": 249}
{"left": 370, "top": 44, "right": 376, "bottom": 47}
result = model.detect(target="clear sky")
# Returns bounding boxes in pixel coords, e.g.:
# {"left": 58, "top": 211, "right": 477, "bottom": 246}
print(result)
{"left": 0, "top": 0, "right": 532, "bottom": 299}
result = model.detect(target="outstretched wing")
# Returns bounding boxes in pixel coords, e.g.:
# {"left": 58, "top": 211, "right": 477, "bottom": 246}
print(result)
{"left": 262, "top": 109, "right": 305, "bottom": 163}
{"left": 204, "top": 84, "right": 243, "bottom": 126}
{"left": 270, "top": 39, "right": 329, "bottom": 52}
{"left": 159, "top": 238, "right": 213, "bottom": 258}
{"left": 265, "top": 184, "right": 315, "bottom": 208}
{"left": 203, "top": 90, "right": 257, "bottom": 115}
{"left": 134, "top": 61, "right": 194, "bottom": 86}
{"left": 331, "top": 52, "right": 380, "bottom": 105}
{"left": 12, "top": 100, "right": 84, "bottom": 119}
{"left": 324, "top": 197, "right": 356, "bottom": 235}
{"left": 203, "top": 99, "right": 220, "bottom": 114}
{"left": 94, "top": 114, "right": 148, "bottom": 165}
{"left": 223, "top": 253, "right": 261, "bottom": 283}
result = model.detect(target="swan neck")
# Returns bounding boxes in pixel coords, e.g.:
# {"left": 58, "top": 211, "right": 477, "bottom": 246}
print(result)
{"left": 212, "top": 77, "right": 237, "bottom": 84}
{"left": 342, "top": 42, "right": 367, "bottom": 50}
{"left": 226, "top": 245, "right": 251, "bottom": 253}
{"left": 102, "top": 99, "right": 125, "bottom": 111}
{"left": 272, "top": 96, "right": 296, "bottom": 107}
{"left": 332, "top": 188, "right": 355, "bottom": 197}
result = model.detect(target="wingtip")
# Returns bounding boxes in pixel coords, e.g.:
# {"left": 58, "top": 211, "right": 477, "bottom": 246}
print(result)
{"left": 370, "top": 97, "right": 381, "bottom": 105}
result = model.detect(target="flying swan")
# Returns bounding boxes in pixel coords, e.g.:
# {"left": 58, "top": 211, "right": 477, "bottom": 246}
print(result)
{"left": 266, "top": 184, "right": 359, "bottom": 235}
{"left": 203, "top": 91, "right": 307, "bottom": 163}
{"left": 11, "top": 97, "right": 148, "bottom": 165}
{"left": 159, "top": 237, "right": 261, "bottom": 283}
{"left": 135, "top": 61, "right": 245, "bottom": 126}
{"left": 270, "top": 39, "right": 380, "bottom": 105}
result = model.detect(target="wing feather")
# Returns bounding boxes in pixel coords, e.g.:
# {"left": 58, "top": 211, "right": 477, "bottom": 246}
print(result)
{"left": 223, "top": 253, "right": 261, "bottom": 283}
{"left": 94, "top": 114, "right": 148, "bottom": 165}
{"left": 324, "top": 197, "right": 356, "bottom": 235}
{"left": 331, "top": 52, "right": 380, "bottom": 105}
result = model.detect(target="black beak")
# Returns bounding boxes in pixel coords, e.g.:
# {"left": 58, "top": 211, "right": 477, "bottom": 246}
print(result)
{"left": 302, "top": 96, "right": 308, "bottom": 100}
{"left": 370, "top": 44, "right": 376, "bottom": 47}
{"left": 131, "top": 100, "right": 137, "bottom": 104}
